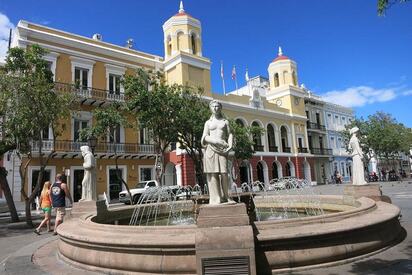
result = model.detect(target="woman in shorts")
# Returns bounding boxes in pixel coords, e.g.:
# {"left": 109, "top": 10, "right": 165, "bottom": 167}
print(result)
{"left": 34, "top": 181, "right": 52, "bottom": 234}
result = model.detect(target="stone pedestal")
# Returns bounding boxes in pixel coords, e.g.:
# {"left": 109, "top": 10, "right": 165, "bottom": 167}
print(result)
{"left": 344, "top": 184, "right": 391, "bottom": 204}
{"left": 195, "top": 203, "right": 256, "bottom": 275}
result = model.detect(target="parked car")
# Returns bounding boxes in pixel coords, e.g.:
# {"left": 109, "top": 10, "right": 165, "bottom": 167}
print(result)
{"left": 119, "top": 180, "right": 159, "bottom": 204}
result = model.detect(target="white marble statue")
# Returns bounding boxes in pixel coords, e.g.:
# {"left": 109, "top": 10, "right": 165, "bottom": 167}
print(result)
{"left": 80, "top": 145, "right": 97, "bottom": 201}
{"left": 201, "top": 100, "right": 235, "bottom": 205}
{"left": 348, "top": 127, "right": 367, "bottom": 185}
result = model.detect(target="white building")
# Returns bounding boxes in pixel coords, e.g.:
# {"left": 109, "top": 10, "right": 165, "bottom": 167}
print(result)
{"left": 323, "top": 102, "right": 354, "bottom": 182}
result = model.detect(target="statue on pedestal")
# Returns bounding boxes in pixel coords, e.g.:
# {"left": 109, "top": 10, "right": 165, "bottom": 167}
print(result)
{"left": 80, "top": 145, "right": 97, "bottom": 201}
{"left": 201, "top": 100, "right": 235, "bottom": 205}
{"left": 348, "top": 127, "right": 367, "bottom": 185}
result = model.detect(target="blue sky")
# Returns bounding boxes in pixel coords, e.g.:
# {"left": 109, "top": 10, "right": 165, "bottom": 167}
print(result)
{"left": 0, "top": 0, "right": 411, "bottom": 126}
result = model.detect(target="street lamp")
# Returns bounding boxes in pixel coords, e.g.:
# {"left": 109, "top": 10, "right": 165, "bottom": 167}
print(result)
{"left": 87, "top": 135, "right": 98, "bottom": 155}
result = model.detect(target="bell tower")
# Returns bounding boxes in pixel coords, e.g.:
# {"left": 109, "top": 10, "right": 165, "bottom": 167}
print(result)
{"left": 162, "top": 1, "right": 211, "bottom": 95}
{"left": 267, "top": 47, "right": 299, "bottom": 90}
{"left": 266, "top": 47, "right": 305, "bottom": 117}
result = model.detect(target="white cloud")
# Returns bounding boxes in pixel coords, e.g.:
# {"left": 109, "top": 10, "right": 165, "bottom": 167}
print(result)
{"left": 0, "top": 12, "right": 15, "bottom": 62}
{"left": 321, "top": 86, "right": 397, "bottom": 108}
{"left": 402, "top": 90, "right": 412, "bottom": 96}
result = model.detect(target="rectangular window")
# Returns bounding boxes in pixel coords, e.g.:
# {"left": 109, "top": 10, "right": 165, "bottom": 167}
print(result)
{"left": 298, "top": 137, "right": 303, "bottom": 149}
{"left": 109, "top": 168, "right": 123, "bottom": 201}
{"left": 42, "top": 127, "right": 50, "bottom": 140}
{"left": 109, "top": 124, "right": 121, "bottom": 143}
{"left": 140, "top": 167, "right": 153, "bottom": 181}
{"left": 338, "top": 137, "right": 345, "bottom": 148}
{"left": 340, "top": 162, "right": 346, "bottom": 176}
{"left": 330, "top": 137, "right": 335, "bottom": 148}
{"left": 74, "top": 119, "right": 89, "bottom": 141}
{"left": 316, "top": 113, "right": 321, "bottom": 125}
{"left": 109, "top": 74, "right": 121, "bottom": 95}
{"left": 75, "top": 67, "right": 89, "bottom": 88}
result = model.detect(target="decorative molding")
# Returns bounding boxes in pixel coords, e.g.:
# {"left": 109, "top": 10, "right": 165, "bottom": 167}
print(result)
{"left": 164, "top": 52, "right": 211, "bottom": 71}
{"left": 43, "top": 52, "right": 60, "bottom": 81}
{"left": 70, "top": 56, "right": 95, "bottom": 85}
{"left": 162, "top": 16, "right": 201, "bottom": 31}
{"left": 17, "top": 21, "right": 163, "bottom": 68}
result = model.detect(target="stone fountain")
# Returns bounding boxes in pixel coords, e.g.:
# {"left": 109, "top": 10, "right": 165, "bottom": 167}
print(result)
{"left": 54, "top": 105, "right": 403, "bottom": 274}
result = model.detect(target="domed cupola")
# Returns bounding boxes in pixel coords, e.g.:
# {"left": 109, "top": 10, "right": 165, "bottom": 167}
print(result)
{"left": 268, "top": 47, "right": 298, "bottom": 89}
{"left": 163, "top": 1, "right": 202, "bottom": 59}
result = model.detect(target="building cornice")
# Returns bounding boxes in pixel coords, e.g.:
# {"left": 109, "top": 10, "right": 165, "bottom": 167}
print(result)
{"left": 164, "top": 52, "right": 211, "bottom": 71}
{"left": 162, "top": 16, "right": 201, "bottom": 31}
{"left": 266, "top": 85, "right": 306, "bottom": 100}
{"left": 16, "top": 20, "right": 164, "bottom": 69}
{"left": 203, "top": 96, "right": 307, "bottom": 122}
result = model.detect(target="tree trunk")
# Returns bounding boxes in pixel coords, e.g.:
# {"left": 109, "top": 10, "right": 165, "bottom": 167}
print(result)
{"left": 25, "top": 166, "right": 45, "bottom": 227}
{"left": 114, "top": 156, "right": 132, "bottom": 204}
{"left": 0, "top": 167, "right": 20, "bottom": 222}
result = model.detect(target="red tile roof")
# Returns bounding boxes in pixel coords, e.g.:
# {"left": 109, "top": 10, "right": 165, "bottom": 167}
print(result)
{"left": 273, "top": 55, "right": 289, "bottom": 62}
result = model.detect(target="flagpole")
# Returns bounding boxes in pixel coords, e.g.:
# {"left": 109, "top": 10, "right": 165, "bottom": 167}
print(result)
{"left": 221, "top": 61, "right": 226, "bottom": 95}
{"left": 235, "top": 72, "right": 239, "bottom": 95}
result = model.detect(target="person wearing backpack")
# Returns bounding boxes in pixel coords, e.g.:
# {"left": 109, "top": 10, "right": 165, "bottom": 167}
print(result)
{"left": 50, "top": 174, "right": 73, "bottom": 235}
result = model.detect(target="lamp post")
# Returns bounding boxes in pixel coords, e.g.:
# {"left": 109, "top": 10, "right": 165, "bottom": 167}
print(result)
{"left": 87, "top": 135, "right": 98, "bottom": 155}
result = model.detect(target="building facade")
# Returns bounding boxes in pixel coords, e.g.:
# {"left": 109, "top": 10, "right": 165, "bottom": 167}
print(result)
{"left": 324, "top": 102, "right": 354, "bottom": 182}
{"left": 3, "top": 2, "right": 354, "bottom": 203}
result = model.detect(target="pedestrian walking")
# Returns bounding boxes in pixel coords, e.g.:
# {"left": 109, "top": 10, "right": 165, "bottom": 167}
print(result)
{"left": 50, "top": 174, "right": 73, "bottom": 235}
{"left": 34, "top": 181, "right": 52, "bottom": 235}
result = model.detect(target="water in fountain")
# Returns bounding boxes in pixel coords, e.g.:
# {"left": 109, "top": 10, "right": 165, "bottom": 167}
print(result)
{"left": 249, "top": 177, "right": 325, "bottom": 221}
{"left": 128, "top": 178, "right": 324, "bottom": 226}
{"left": 129, "top": 185, "right": 204, "bottom": 226}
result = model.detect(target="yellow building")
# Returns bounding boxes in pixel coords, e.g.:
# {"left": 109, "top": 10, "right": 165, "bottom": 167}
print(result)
{"left": 5, "top": 2, "right": 322, "bottom": 203}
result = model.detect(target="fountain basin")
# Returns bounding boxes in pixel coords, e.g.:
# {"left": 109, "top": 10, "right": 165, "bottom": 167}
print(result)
{"left": 57, "top": 195, "right": 402, "bottom": 274}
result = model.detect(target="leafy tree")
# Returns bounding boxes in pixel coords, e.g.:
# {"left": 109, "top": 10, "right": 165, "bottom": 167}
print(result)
{"left": 79, "top": 103, "right": 133, "bottom": 203}
{"left": 229, "top": 119, "right": 264, "bottom": 182}
{"left": 124, "top": 69, "right": 180, "bottom": 184}
{"left": 343, "top": 112, "right": 412, "bottom": 171}
{"left": 378, "top": 0, "right": 410, "bottom": 15}
{"left": 175, "top": 87, "right": 210, "bottom": 187}
{"left": 0, "top": 45, "right": 76, "bottom": 226}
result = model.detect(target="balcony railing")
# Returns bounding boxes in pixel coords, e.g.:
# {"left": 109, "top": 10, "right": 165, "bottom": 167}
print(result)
{"left": 54, "top": 82, "right": 125, "bottom": 102}
{"left": 298, "top": 147, "right": 308, "bottom": 153}
{"left": 269, "top": 145, "right": 278, "bottom": 152}
{"left": 31, "top": 140, "right": 155, "bottom": 155}
{"left": 253, "top": 144, "right": 264, "bottom": 152}
{"left": 282, "top": 147, "right": 291, "bottom": 153}
{"left": 310, "top": 147, "right": 332, "bottom": 155}
{"left": 307, "top": 122, "right": 326, "bottom": 131}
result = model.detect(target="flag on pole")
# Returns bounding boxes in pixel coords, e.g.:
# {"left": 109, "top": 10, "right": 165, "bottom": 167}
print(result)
{"left": 231, "top": 66, "right": 236, "bottom": 80}
{"left": 220, "top": 61, "right": 224, "bottom": 79}
{"left": 245, "top": 68, "right": 249, "bottom": 82}
{"left": 221, "top": 61, "right": 226, "bottom": 95}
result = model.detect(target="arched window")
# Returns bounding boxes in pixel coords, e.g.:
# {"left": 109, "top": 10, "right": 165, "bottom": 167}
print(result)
{"left": 177, "top": 32, "right": 184, "bottom": 51}
{"left": 257, "top": 162, "right": 264, "bottom": 183}
{"left": 285, "top": 162, "right": 291, "bottom": 177}
{"left": 292, "top": 70, "right": 297, "bottom": 86}
{"left": 167, "top": 36, "right": 172, "bottom": 56}
{"left": 252, "top": 121, "right": 263, "bottom": 151}
{"left": 272, "top": 162, "right": 279, "bottom": 179}
{"left": 236, "top": 119, "right": 245, "bottom": 127}
{"left": 274, "top": 73, "right": 279, "bottom": 87}
{"left": 267, "top": 124, "right": 277, "bottom": 152}
{"left": 190, "top": 33, "right": 196, "bottom": 54}
{"left": 280, "top": 126, "right": 289, "bottom": 152}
